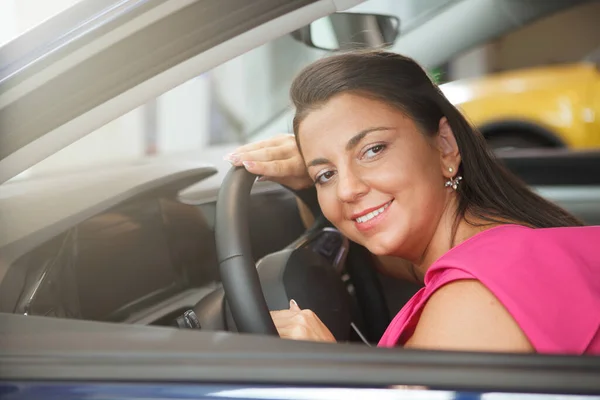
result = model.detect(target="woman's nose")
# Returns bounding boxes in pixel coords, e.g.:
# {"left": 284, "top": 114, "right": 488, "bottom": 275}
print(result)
{"left": 336, "top": 169, "right": 368, "bottom": 203}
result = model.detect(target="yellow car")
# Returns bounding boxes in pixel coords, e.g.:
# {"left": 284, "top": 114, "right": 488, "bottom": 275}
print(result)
{"left": 440, "top": 59, "right": 600, "bottom": 150}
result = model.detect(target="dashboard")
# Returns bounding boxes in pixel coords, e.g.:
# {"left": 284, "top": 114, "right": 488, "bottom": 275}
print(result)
{"left": 0, "top": 186, "right": 306, "bottom": 325}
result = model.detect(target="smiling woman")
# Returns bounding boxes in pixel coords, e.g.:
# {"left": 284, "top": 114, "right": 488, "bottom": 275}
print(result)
{"left": 228, "top": 50, "right": 600, "bottom": 354}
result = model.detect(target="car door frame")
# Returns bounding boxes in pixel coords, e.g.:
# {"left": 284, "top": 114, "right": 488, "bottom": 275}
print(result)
{"left": 1, "top": 313, "right": 599, "bottom": 395}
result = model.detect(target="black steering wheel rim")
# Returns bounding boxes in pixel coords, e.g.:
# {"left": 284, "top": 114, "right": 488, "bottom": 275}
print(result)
{"left": 215, "top": 166, "right": 278, "bottom": 335}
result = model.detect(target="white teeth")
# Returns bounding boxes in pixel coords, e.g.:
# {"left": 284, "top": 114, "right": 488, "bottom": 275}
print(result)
{"left": 355, "top": 202, "right": 391, "bottom": 224}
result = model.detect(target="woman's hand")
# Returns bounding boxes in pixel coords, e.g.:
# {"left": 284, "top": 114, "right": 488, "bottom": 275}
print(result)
{"left": 270, "top": 300, "right": 336, "bottom": 343}
{"left": 225, "top": 134, "right": 313, "bottom": 191}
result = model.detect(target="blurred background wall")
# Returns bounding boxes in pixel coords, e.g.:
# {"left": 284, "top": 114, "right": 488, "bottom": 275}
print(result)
{"left": 449, "top": 1, "right": 600, "bottom": 80}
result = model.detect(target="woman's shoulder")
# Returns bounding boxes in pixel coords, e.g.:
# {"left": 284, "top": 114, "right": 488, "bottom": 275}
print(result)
{"left": 425, "top": 224, "right": 600, "bottom": 353}
{"left": 405, "top": 279, "right": 534, "bottom": 352}
{"left": 427, "top": 224, "right": 600, "bottom": 301}
{"left": 431, "top": 224, "right": 600, "bottom": 276}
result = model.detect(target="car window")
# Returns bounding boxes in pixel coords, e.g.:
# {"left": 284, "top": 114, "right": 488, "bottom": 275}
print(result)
{"left": 13, "top": 33, "right": 325, "bottom": 180}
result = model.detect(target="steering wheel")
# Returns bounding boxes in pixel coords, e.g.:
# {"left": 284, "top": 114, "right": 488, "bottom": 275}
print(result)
{"left": 215, "top": 166, "right": 390, "bottom": 340}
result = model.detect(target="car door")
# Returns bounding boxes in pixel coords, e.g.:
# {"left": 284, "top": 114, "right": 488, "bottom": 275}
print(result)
{"left": 1, "top": 312, "right": 600, "bottom": 399}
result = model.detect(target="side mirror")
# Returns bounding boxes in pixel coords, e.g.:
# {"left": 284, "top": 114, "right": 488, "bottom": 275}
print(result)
{"left": 291, "top": 12, "right": 400, "bottom": 51}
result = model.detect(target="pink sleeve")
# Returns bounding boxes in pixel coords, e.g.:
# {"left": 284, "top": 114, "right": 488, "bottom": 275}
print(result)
{"left": 379, "top": 226, "right": 600, "bottom": 354}
{"left": 436, "top": 227, "right": 600, "bottom": 354}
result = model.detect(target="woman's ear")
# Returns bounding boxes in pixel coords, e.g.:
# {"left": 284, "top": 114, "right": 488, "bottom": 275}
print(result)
{"left": 435, "top": 117, "right": 461, "bottom": 178}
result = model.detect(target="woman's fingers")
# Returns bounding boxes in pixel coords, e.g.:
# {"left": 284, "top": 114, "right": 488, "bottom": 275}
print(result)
{"left": 270, "top": 302, "right": 336, "bottom": 343}
{"left": 242, "top": 159, "right": 297, "bottom": 178}
{"left": 277, "top": 324, "right": 312, "bottom": 341}
{"left": 271, "top": 310, "right": 312, "bottom": 340}
{"left": 231, "top": 144, "right": 297, "bottom": 166}
{"left": 289, "top": 299, "right": 301, "bottom": 311}
{"left": 270, "top": 309, "right": 299, "bottom": 337}
{"left": 241, "top": 158, "right": 313, "bottom": 190}
{"left": 223, "top": 134, "right": 312, "bottom": 190}
{"left": 228, "top": 134, "right": 295, "bottom": 159}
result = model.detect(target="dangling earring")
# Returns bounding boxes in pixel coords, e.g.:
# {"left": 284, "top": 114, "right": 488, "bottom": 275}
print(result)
{"left": 445, "top": 167, "right": 462, "bottom": 190}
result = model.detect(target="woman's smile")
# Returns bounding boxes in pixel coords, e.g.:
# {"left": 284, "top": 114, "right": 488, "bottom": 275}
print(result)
{"left": 351, "top": 199, "right": 394, "bottom": 232}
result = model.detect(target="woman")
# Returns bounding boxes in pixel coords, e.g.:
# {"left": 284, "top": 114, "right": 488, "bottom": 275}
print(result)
{"left": 225, "top": 50, "right": 600, "bottom": 354}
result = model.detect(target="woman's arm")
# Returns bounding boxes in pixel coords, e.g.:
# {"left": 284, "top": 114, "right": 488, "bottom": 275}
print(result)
{"left": 405, "top": 280, "right": 534, "bottom": 352}
{"left": 272, "top": 280, "right": 534, "bottom": 353}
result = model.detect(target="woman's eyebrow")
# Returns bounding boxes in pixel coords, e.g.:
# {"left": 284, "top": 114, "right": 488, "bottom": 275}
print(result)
{"left": 345, "top": 127, "right": 394, "bottom": 151}
{"left": 307, "top": 157, "right": 330, "bottom": 168}
{"left": 306, "top": 127, "right": 394, "bottom": 168}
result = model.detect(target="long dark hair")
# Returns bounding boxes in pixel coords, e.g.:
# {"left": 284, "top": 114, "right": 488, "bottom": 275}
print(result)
{"left": 290, "top": 50, "right": 582, "bottom": 241}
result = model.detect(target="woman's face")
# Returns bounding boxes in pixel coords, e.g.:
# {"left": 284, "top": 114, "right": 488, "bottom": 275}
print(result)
{"left": 298, "top": 93, "right": 456, "bottom": 261}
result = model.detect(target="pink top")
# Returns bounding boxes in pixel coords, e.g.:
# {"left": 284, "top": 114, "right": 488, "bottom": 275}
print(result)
{"left": 378, "top": 225, "right": 600, "bottom": 354}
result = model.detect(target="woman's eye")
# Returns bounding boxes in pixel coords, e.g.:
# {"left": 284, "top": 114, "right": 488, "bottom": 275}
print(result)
{"left": 363, "top": 144, "right": 386, "bottom": 159}
{"left": 316, "top": 170, "right": 335, "bottom": 185}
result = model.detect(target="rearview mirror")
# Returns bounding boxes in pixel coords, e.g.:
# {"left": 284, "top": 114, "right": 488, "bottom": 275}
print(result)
{"left": 291, "top": 12, "right": 400, "bottom": 51}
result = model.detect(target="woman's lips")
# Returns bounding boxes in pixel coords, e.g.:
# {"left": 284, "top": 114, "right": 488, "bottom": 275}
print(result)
{"left": 353, "top": 200, "right": 393, "bottom": 232}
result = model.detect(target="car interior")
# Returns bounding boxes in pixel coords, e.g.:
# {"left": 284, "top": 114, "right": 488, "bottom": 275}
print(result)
{"left": 1, "top": 0, "right": 599, "bottom": 338}
{"left": 1, "top": 145, "right": 598, "bottom": 346}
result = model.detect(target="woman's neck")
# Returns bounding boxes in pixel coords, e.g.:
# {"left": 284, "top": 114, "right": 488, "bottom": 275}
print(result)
{"left": 413, "top": 209, "right": 502, "bottom": 281}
